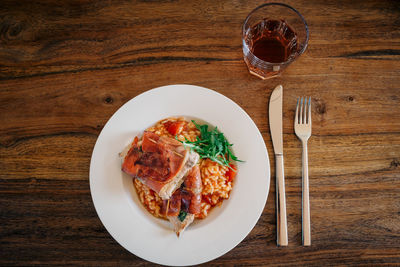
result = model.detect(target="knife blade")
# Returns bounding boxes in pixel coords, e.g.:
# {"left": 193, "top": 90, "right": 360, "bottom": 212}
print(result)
{"left": 269, "top": 85, "right": 288, "bottom": 246}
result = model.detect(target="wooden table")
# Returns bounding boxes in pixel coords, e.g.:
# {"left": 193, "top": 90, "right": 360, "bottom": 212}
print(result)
{"left": 1, "top": 0, "right": 399, "bottom": 265}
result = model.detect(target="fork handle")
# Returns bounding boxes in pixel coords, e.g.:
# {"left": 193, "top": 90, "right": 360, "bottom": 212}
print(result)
{"left": 275, "top": 154, "right": 288, "bottom": 246}
{"left": 302, "top": 140, "right": 311, "bottom": 246}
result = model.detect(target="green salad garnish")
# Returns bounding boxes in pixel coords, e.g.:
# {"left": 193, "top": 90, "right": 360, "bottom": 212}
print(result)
{"left": 178, "top": 210, "right": 187, "bottom": 222}
{"left": 177, "top": 120, "right": 243, "bottom": 168}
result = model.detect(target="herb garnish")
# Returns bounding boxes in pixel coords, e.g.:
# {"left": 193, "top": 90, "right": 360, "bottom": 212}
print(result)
{"left": 177, "top": 120, "right": 243, "bottom": 168}
{"left": 178, "top": 210, "right": 187, "bottom": 222}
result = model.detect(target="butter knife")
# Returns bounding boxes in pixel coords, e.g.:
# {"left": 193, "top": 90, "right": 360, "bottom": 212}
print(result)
{"left": 269, "top": 85, "right": 288, "bottom": 246}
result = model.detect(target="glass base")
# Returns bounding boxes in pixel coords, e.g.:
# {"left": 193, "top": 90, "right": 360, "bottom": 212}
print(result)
{"left": 248, "top": 69, "right": 280, "bottom": 80}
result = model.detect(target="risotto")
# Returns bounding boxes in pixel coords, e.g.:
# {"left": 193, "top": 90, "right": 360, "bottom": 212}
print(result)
{"left": 132, "top": 117, "right": 236, "bottom": 220}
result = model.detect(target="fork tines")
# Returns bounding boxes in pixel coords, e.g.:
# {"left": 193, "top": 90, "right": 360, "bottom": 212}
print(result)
{"left": 295, "top": 97, "right": 312, "bottom": 125}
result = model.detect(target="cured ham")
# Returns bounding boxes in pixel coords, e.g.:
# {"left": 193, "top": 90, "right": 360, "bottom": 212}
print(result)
{"left": 122, "top": 131, "right": 199, "bottom": 199}
{"left": 180, "top": 165, "right": 202, "bottom": 215}
{"left": 162, "top": 165, "right": 203, "bottom": 236}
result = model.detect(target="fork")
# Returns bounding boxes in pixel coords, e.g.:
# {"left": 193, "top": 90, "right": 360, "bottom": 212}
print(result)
{"left": 294, "top": 97, "right": 312, "bottom": 246}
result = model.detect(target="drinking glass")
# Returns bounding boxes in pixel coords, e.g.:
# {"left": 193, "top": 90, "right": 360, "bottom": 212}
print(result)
{"left": 242, "top": 3, "right": 309, "bottom": 79}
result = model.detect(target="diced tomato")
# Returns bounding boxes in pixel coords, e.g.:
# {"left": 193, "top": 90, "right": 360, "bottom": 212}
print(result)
{"left": 165, "top": 121, "right": 186, "bottom": 136}
{"left": 225, "top": 164, "right": 237, "bottom": 182}
{"left": 202, "top": 194, "right": 212, "bottom": 205}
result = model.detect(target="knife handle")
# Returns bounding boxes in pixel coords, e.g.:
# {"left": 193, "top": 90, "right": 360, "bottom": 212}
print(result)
{"left": 276, "top": 154, "right": 288, "bottom": 246}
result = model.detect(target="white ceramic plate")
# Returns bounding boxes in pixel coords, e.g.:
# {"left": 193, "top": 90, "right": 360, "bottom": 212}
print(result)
{"left": 89, "top": 84, "right": 270, "bottom": 266}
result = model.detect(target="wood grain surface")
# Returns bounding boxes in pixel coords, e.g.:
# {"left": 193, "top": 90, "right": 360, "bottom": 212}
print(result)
{"left": 1, "top": 0, "right": 399, "bottom": 266}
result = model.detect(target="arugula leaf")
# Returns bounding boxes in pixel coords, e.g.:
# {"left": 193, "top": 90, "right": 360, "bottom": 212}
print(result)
{"left": 178, "top": 210, "right": 187, "bottom": 222}
{"left": 177, "top": 120, "right": 244, "bottom": 168}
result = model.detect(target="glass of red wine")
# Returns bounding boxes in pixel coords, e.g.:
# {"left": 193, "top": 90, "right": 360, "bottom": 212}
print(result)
{"left": 242, "top": 3, "right": 309, "bottom": 79}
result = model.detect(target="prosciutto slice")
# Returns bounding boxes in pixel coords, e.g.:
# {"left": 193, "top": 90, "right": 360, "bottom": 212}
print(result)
{"left": 122, "top": 131, "right": 199, "bottom": 199}
{"left": 162, "top": 165, "right": 203, "bottom": 236}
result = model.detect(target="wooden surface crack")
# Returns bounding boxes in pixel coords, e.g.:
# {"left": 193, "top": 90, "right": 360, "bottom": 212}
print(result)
{"left": 0, "top": 56, "right": 239, "bottom": 81}
{"left": 335, "top": 49, "right": 400, "bottom": 60}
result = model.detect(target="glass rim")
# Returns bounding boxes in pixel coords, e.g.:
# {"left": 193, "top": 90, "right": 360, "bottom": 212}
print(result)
{"left": 242, "top": 2, "right": 309, "bottom": 66}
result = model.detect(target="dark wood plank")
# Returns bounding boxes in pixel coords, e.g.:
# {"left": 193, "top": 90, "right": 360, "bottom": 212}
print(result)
{"left": 1, "top": 0, "right": 399, "bottom": 266}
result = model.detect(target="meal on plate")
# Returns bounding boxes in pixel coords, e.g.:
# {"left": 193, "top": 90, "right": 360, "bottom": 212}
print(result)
{"left": 120, "top": 117, "right": 242, "bottom": 236}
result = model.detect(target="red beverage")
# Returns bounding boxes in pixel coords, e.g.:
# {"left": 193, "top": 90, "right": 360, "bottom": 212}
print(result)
{"left": 243, "top": 3, "right": 309, "bottom": 79}
{"left": 246, "top": 19, "right": 298, "bottom": 63}
{"left": 242, "top": 8, "right": 308, "bottom": 80}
